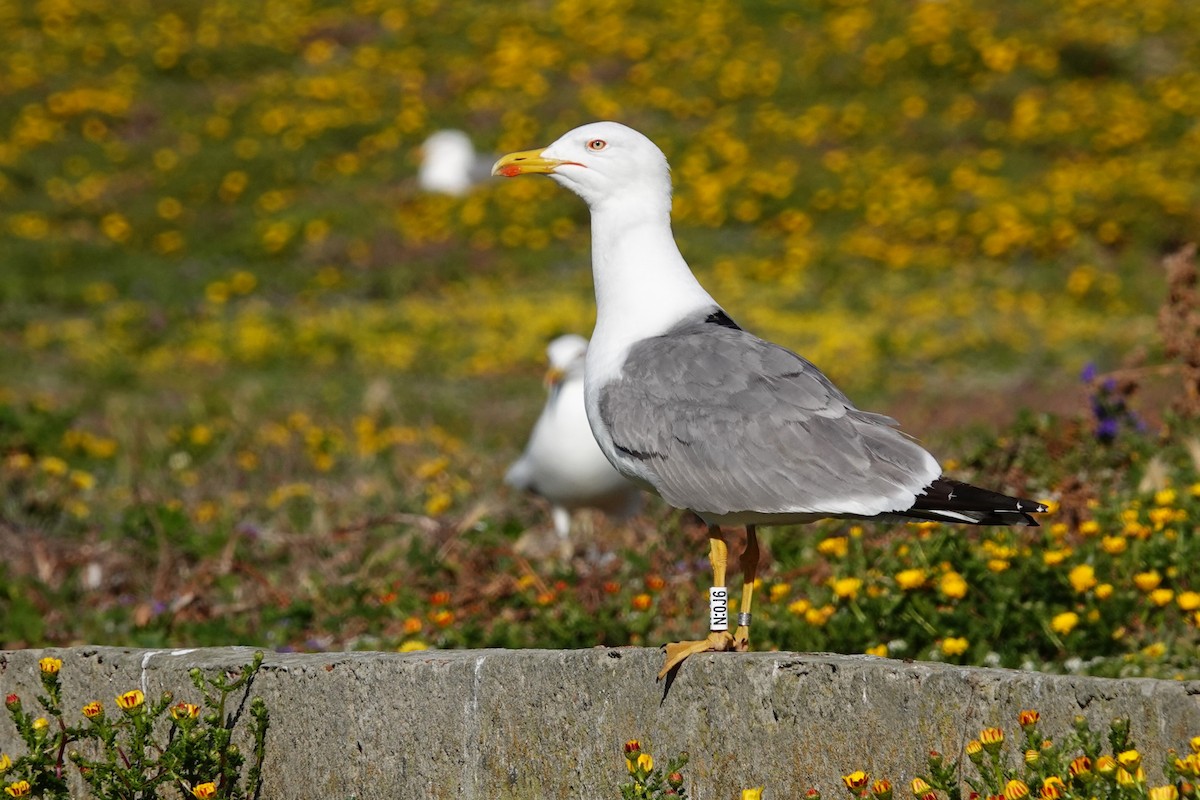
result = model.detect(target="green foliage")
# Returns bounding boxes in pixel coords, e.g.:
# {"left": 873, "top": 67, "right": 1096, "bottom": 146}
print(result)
{"left": 620, "top": 740, "right": 690, "bottom": 800}
{"left": 0, "top": 654, "right": 268, "bottom": 800}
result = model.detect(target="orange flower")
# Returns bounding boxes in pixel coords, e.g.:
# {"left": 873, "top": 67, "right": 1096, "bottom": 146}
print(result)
{"left": 872, "top": 779, "right": 893, "bottom": 800}
{"left": 631, "top": 593, "right": 652, "bottom": 611}
{"left": 81, "top": 701, "right": 103, "bottom": 719}
{"left": 1017, "top": 709, "right": 1040, "bottom": 728}
{"left": 645, "top": 575, "right": 666, "bottom": 592}
{"left": 191, "top": 782, "right": 217, "bottom": 799}
{"left": 911, "top": 778, "right": 933, "bottom": 797}
{"left": 980, "top": 727, "right": 1004, "bottom": 753}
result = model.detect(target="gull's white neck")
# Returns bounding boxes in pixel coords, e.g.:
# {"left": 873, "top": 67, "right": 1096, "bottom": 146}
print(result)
{"left": 588, "top": 196, "right": 717, "bottom": 352}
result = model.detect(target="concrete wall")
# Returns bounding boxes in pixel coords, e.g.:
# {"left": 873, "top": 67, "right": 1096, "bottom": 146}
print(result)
{"left": 1, "top": 647, "right": 1197, "bottom": 799}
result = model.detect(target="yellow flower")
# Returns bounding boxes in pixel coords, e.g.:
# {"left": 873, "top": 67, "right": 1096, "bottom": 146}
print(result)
{"left": 116, "top": 689, "right": 145, "bottom": 711}
{"left": 1148, "top": 786, "right": 1178, "bottom": 800}
{"left": 1117, "top": 767, "right": 1145, "bottom": 787}
{"left": 965, "top": 739, "right": 983, "bottom": 763}
{"left": 843, "top": 770, "right": 870, "bottom": 792}
{"left": 1095, "top": 755, "right": 1117, "bottom": 775}
{"left": 865, "top": 644, "right": 888, "bottom": 657}
{"left": 0, "top": 754, "right": 9, "bottom": 773}
{"left": 1191, "top": 734, "right": 1200, "bottom": 753}
{"left": 939, "top": 571, "right": 968, "bottom": 600}
{"left": 872, "top": 779, "right": 893, "bottom": 800}
{"left": 4, "top": 780, "right": 31, "bottom": 798}
{"left": 987, "top": 559, "right": 1010, "bottom": 573}
{"left": 82, "top": 701, "right": 102, "bottom": 718}
{"left": 769, "top": 582, "right": 791, "bottom": 602}
{"left": 1004, "top": 779, "right": 1030, "bottom": 800}
{"left": 1117, "top": 750, "right": 1141, "bottom": 771}
{"left": 1017, "top": 709, "right": 1039, "bottom": 727}
{"left": 1149, "top": 588, "right": 1175, "bottom": 607}
{"left": 1177, "top": 591, "right": 1200, "bottom": 611}
{"left": 1069, "top": 755, "right": 1092, "bottom": 779}
{"left": 171, "top": 702, "right": 201, "bottom": 720}
{"left": 1095, "top": 583, "right": 1114, "bottom": 600}
{"left": 1101, "top": 536, "right": 1127, "bottom": 555}
{"left": 191, "top": 782, "right": 217, "bottom": 799}
{"left": 818, "top": 536, "right": 849, "bottom": 558}
{"left": 31, "top": 718, "right": 48, "bottom": 732}
{"left": 895, "top": 569, "right": 926, "bottom": 590}
{"left": 831, "top": 577, "right": 863, "bottom": 600}
{"left": 788, "top": 598, "right": 812, "bottom": 616}
{"left": 1133, "top": 570, "right": 1161, "bottom": 592}
{"left": 743, "top": 790, "right": 764, "bottom": 800}
{"left": 941, "top": 637, "right": 969, "bottom": 656}
{"left": 980, "top": 727, "right": 1004, "bottom": 753}
{"left": 911, "top": 778, "right": 932, "bottom": 797}
{"left": 1068, "top": 564, "right": 1097, "bottom": 593}
{"left": 1050, "top": 611, "right": 1079, "bottom": 635}
{"left": 1042, "top": 549, "right": 1070, "bottom": 566}
{"left": 38, "top": 657, "right": 62, "bottom": 675}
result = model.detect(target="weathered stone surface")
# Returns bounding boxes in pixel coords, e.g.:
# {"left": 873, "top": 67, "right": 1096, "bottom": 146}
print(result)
{"left": 2, "top": 647, "right": 1198, "bottom": 799}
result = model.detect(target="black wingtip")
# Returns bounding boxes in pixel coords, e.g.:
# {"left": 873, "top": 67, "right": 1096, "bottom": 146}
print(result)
{"left": 905, "top": 478, "right": 1049, "bottom": 527}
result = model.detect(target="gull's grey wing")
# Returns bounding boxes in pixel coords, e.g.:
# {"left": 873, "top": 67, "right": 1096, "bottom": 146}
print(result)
{"left": 598, "top": 319, "right": 940, "bottom": 518}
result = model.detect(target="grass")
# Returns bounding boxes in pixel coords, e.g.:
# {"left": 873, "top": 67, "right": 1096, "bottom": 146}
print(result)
{"left": 1, "top": 0, "right": 1199, "bottom": 678}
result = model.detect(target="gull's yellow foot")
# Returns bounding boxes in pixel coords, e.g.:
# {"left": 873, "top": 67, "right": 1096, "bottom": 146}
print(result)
{"left": 658, "top": 631, "right": 736, "bottom": 680}
{"left": 732, "top": 625, "right": 751, "bottom": 652}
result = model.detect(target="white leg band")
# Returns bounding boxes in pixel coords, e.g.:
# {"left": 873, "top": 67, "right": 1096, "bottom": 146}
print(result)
{"left": 709, "top": 586, "right": 729, "bottom": 631}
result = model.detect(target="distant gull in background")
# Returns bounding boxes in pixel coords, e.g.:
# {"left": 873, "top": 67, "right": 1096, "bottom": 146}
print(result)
{"left": 417, "top": 129, "right": 494, "bottom": 196}
{"left": 505, "top": 334, "right": 643, "bottom": 553}
{"left": 492, "top": 121, "right": 1048, "bottom": 678}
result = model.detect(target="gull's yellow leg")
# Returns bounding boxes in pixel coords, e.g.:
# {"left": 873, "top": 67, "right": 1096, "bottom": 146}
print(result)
{"left": 659, "top": 526, "right": 737, "bottom": 680}
{"left": 733, "top": 525, "right": 759, "bottom": 651}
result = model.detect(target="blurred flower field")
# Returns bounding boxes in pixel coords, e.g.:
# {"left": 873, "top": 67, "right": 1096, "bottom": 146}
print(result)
{"left": 1, "top": 0, "right": 1199, "bottom": 676}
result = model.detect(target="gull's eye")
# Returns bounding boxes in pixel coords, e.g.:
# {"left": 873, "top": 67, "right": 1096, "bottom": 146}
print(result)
{"left": 586, "top": 139, "right": 607, "bottom": 151}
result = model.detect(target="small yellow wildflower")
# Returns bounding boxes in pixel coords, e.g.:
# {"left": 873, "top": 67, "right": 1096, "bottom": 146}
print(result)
{"left": 1177, "top": 591, "right": 1200, "bottom": 611}
{"left": 1050, "top": 611, "right": 1079, "bottom": 635}
{"left": 743, "top": 790, "right": 764, "bottom": 800}
{"left": 1149, "top": 588, "right": 1175, "bottom": 607}
{"left": 81, "top": 701, "right": 102, "bottom": 718}
{"left": 116, "top": 689, "right": 145, "bottom": 711}
{"left": 38, "top": 657, "right": 62, "bottom": 675}
{"left": 939, "top": 571, "right": 968, "bottom": 600}
{"left": 895, "top": 569, "right": 926, "bottom": 590}
{"left": 1095, "top": 583, "right": 1114, "bottom": 600}
{"left": 843, "top": 771, "right": 870, "bottom": 792}
{"left": 4, "top": 780, "right": 31, "bottom": 798}
{"left": 941, "top": 637, "right": 969, "bottom": 656}
{"left": 1101, "top": 536, "right": 1127, "bottom": 555}
{"left": 1134, "top": 571, "right": 1162, "bottom": 592}
{"left": 818, "top": 536, "right": 849, "bottom": 558}
{"left": 1068, "top": 564, "right": 1097, "bottom": 593}
{"left": 980, "top": 726, "right": 1004, "bottom": 752}
{"left": 911, "top": 778, "right": 932, "bottom": 797}
{"left": 831, "top": 577, "right": 863, "bottom": 600}
{"left": 170, "top": 702, "right": 201, "bottom": 720}
{"left": 865, "top": 644, "right": 888, "bottom": 657}
{"left": 191, "top": 782, "right": 217, "bottom": 799}
{"left": 1148, "top": 786, "right": 1178, "bottom": 800}
{"left": 1004, "top": 779, "right": 1030, "bottom": 800}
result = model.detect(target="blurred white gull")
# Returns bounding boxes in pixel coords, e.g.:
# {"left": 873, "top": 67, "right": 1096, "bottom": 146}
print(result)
{"left": 417, "top": 129, "right": 494, "bottom": 196}
{"left": 505, "top": 334, "right": 643, "bottom": 548}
